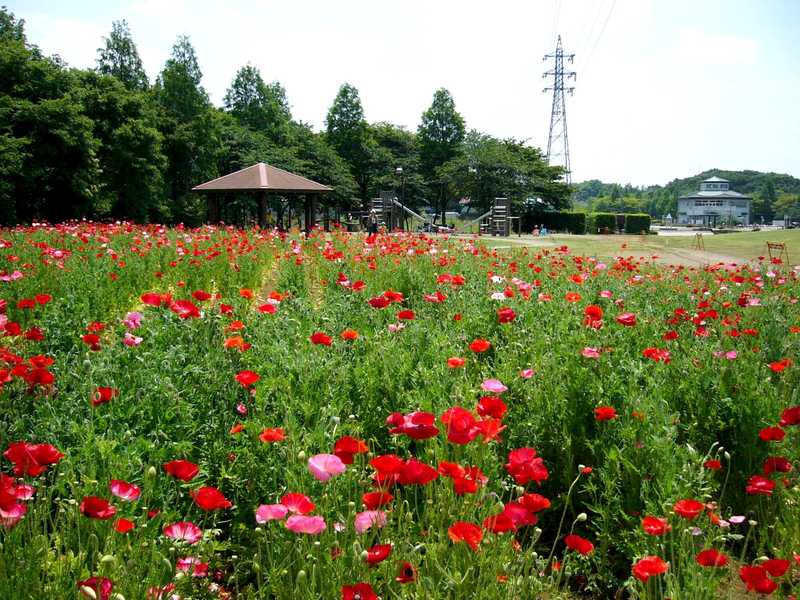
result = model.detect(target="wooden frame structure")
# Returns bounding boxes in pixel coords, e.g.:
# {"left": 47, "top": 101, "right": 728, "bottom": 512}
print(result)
{"left": 192, "top": 163, "right": 332, "bottom": 231}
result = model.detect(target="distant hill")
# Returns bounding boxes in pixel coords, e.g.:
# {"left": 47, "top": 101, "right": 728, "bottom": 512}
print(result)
{"left": 575, "top": 169, "right": 800, "bottom": 202}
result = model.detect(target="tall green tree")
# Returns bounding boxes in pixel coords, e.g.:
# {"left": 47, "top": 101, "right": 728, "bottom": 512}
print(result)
{"left": 155, "top": 35, "right": 218, "bottom": 223}
{"left": 96, "top": 20, "right": 148, "bottom": 91}
{"left": 417, "top": 88, "right": 465, "bottom": 224}
{"left": 325, "top": 83, "right": 378, "bottom": 205}
{"left": 78, "top": 71, "right": 165, "bottom": 221}
{"left": 0, "top": 8, "right": 99, "bottom": 223}
{"left": 224, "top": 65, "right": 288, "bottom": 141}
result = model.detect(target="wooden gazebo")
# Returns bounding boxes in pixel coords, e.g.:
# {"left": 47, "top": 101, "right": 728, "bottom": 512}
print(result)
{"left": 192, "top": 163, "right": 332, "bottom": 230}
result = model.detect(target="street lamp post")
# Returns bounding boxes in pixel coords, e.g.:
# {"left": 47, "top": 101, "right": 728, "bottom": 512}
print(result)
{"left": 395, "top": 166, "right": 405, "bottom": 230}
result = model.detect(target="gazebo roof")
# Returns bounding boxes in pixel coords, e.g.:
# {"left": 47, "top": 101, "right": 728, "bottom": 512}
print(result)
{"left": 192, "top": 163, "right": 332, "bottom": 194}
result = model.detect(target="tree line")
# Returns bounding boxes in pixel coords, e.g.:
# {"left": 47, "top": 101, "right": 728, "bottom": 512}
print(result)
{"left": 574, "top": 170, "right": 800, "bottom": 224}
{"left": 0, "top": 9, "right": 570, "bottom": 226}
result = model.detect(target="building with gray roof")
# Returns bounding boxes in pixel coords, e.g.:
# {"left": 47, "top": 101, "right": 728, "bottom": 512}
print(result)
{"left": 677, "top": 177, "right": 751, "bottom": 226}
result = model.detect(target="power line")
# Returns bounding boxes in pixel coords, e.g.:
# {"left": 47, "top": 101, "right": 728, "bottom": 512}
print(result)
{"left": 582, "top": 0, "right": 617, "bottom": 76}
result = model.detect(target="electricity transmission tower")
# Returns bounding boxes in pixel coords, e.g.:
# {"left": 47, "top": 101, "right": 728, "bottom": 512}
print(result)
{"left": 543, "top": 35, "right": 575, "bottom": 184}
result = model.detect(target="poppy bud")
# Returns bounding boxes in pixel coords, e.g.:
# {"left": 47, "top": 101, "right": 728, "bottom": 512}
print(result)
{"left": 111, "top": 594, "right": 126, "bottom": 600}
{"left": 576, "top": 512, "right": 588, "bottom": 522}
{"left": 360, "top": 550, "right": 369, "bottom": 561}
{"left": 100, "top": 554, "right": 116, "bottom": 565}
{"left": 515, "top": 486, "right": 525, "bottom": 496}
{"left": 146, "top": 466, "right": 157, "bottom": 480}
{"left": 330, "top": 416, "right": 340, "bottom": 425}
{"left": 748, "top": 520, "right": 758, "bottom": 526}
{"left": 353, "top": 541, "right": 362, "bottom": 555}
{"left": 297, "top": 451, "right": 306, "bottom": 460}
{"left": 724, "top": 451, "right": 731, "bottom": 461}
{"left": 296, "top": 570, "right": 306, "bottom": 585}
{"left": 253, "top": 563, "right": 261, "bottom": 573}
{"left": 79, "top": 587, "right": 97, "bottom": 600}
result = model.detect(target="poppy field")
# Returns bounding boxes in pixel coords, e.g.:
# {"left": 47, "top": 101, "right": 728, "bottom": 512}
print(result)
{"left": 0, "top": 222, "right": 798, "bottom": 599}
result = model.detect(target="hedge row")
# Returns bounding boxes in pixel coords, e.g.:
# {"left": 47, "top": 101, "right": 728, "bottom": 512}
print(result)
{"left": 520, "top": 211, "right": 651, "bottom": 235}
{"left": 521, "top": 211, "right": 586, "bottom": 234}
{"left": 586, "top": 212, "right": 651, "bottom": 234}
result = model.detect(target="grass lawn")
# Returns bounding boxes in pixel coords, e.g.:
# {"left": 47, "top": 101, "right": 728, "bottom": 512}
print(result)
{"left": 469, "top": 229, "right": 800, "bottom": 264}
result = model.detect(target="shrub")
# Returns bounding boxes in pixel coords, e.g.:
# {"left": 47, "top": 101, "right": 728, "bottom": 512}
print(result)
{"left": 624, "top": 213, "right": 651, "bottom": 234}
{"left": 521, "top": 211, "right": 586, "bottom": 234}
{"left": 589, "top": 212, "right": 617, "bottom": 234}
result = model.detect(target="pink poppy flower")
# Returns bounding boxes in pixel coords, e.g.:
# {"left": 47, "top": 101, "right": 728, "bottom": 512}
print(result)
{"left": 163, "top": 521, "right": 203, "bottom": 544}
{"left": 481, "top": 379, "right": 508, "bottom": 394}
{"left": 285, "top": 515, "right": 326, "bottom": 534}
{"left": 520, "top": 368, "right": 535, "bottom": 379}
{"left": 176, "top": 557, "right": 209, "bottom": 577}
{"left": 582, "top": 347, "right": 600, "bottom": 359}
{"left": 109, "top": 479, "right": 141, "bottom": 502}
{"left": 308, "top": 453, "right": 346, "bottom": 482}
{"left": 122, "top": 311, "right": 143, "bottom": 329}
{"left": 122, "top": 332, "right": 143, "bottom": 346}
{"left": 355, "top": 510, "right": 387, "bottom": 534}
{"left": 255, "top": 504, "right": 289, "bottom": 523}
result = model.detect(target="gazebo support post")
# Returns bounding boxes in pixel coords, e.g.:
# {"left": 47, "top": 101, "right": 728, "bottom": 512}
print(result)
{"left": 258, "top": 192, "right": 267, "bottom": 228}
{"left": 304, "top": 194, "right": 316, "bottom": 233}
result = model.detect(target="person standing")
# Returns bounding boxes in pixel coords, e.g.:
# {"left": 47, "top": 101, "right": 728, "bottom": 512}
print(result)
{"left": 368, "top": 210, "right": 379, "bottom": 235}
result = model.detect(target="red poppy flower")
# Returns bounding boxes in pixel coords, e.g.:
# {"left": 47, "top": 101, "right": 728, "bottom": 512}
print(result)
{"left": 739, "top": 565, "right": 778, "bottom": 594}
{"left": 364, "top": 543, "right": 392, "bottom": 566}
{"left": 780, "top": 405, "right": 800, "bottom": 426}
{"left": 761, "top": 559, "right": 790, "bottom": 577}
{"left": 763, "top": 456, "right": 792, "bottom": 475}
{"left": 451, "top": 466, "right": 488, "bottom": 495}
{"left": 482, "top": 512, "right": 516, "bottom": 534}
{"left": 81, "top": 334, "right": 101, "bottom": 351}
{"left": 632, "top": 556, "right": 668, "bottom": 582}
{"left": 641, "top": 516, "right": 671, "bottom": 536}
{"left": 745, "top": 474, "right": 775, "bottom": 496}
{"left": 505, "top": 447, "right": 549, "bottom": 485}
{"left": 280, "top": 493, "right": 315, "bottom": 514}
{"left": 229, "top": 423, "right": 244, "bottom": 435}
{"left": 3, "top": 441, "right": 64, "bottom": 477}
{"left": 341, "top": 583, "right": 377, "bottom": 600}
{"left": 169, "top": 300, "right": 200, "bottom": 319}
{"left": 141, "top": 292, "right": 167, "bottom": 306}
{"left": 395, "top": 561, "right": 418, "bottom": 583}
{"left": 469, "top": 339, "right": 491, "bottom": 353}
{"left": 497, "top": 307, "right": 517, "bottom": 323}
{"left": 565, "top": 292, "right": 582, "bottom": 303}
{"left": 163, "top": 459, "right": 199, "bottom": 482}
{"left": 114, "top": 518, "right": 135, "bottom": 533}
{"left": 475, "top": 417, "right": 506, "bottom": 443}
{"left": 593, "top": 406, "right": 617, "bottom": 421}
{"left": 235, "top": 370, "right": 260, "bottom": 387}
{"left": 703, "top": 459, "right": 722, "bottom": 471}
{"left": 310, "top": 332, "right": 332, "bottom": 346}
{"left": 642, "top": 347, "right": 671, "bottom": 363}
{"left": 616, "top": 312, "right": 637, "bottom": 326}
{"left": 398, "top": 459, "right": 439, "bottom": 485}
{"left": 368, "top": 296, "right": 390, "bottom": 309}
{"left": 91, "top": 387, "right": 118, "bottom": 407}
{"left": 519, "top": 493, "right": 551, "bottom": 513}
{"left": 362, "top": 491, "right": 393, "bottom": 509}
{"left": 447, "top": 357, "right": 465, "bottom": 368}
{"left": 448, "top": 521, "right": 483, "bottom": 551}
{"left": 259, "top": 428, "right": 286, "bottom": 443}
{"left": 190, "top": 486, "right": 232, "bottom": 511}
{"left": 340, "top": 329, "right": 359, "bottom": 341}
{"left": 440, "top": 406, "right": 480, "bottom": 445}
{"left": 256, "top": 302, "right": 277, "bottom": 314}
{"left": 35, "top": 293, "right": 52, "bottom": 305}
{"left": 77, "top": 577, "right": 113, "bottom": 600}
{"left": 477, "top": 396, "right": 507, "bottom": 419}
{"left": 769, "top": 358, "right": 792, "bottom": 373}
{"left": 79, "top": 496, "right": 117, "bottom": 520}
{"left": 192, "top": 290, "right": 211, "bottom": 301}
{"left": 696, "top": 548, "right": 728, "bottom": 567}
{"left": 333, "top": 436, "right": 368, "bottom": 464}
{"left": 759, "top": 426, "right": 785, "bottom": 441}
{"left": 564, "top": 534, "right": 594, "bottom": 555}
{"left": 397, "top": 309, "right": 415, "bottom": 321}
{"left": 386, "top": 411, "right": 440, "bottom": 440}
{"left": 239, "top": 288, "right": 254, "bottom": 299}
{"left": 673, "top": 499, "right": 704, "bottom": 519}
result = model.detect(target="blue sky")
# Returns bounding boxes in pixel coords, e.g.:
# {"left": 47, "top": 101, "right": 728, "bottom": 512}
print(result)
{"left": 6, "top": 0, "right": 800, "bottom": 186}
